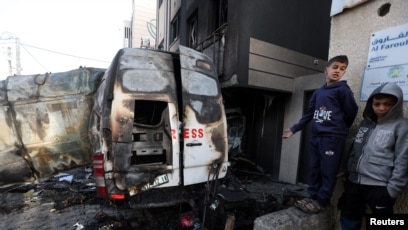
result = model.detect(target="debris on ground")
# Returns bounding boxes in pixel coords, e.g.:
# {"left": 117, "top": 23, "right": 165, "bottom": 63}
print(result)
{"left": 0, "top": 160, "right": 308, "bottom": 230}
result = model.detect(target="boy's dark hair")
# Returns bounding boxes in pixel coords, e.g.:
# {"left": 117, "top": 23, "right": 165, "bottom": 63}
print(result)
{"left": 372, "top": 93, "right": 398, "bottom": 103}
{"left": 327, "top": 55, "right": 348, "bottom": 67}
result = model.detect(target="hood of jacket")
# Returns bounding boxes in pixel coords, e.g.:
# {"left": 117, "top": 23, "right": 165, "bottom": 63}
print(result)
{"left": 323, "top": 80, "right": 349, "bottom": 89}
{"left": 363, "top": 82, "right": 404, "bottom": 122}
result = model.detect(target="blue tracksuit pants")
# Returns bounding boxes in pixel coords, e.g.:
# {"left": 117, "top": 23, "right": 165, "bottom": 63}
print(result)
{"left": 308, "top": 136, "right": 345, "bottom": 206}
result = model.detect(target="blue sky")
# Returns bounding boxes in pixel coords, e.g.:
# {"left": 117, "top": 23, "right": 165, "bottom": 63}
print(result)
{"left": 0, "top": 0, "right": 132, "bottom": 78}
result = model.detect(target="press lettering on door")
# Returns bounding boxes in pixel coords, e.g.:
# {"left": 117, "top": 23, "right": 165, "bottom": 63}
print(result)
{"left": 183, "top": 128, "right": 204, "bottom": 138}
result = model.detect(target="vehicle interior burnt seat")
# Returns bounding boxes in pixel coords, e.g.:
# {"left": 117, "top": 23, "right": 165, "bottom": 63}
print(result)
{"left": 130, "top": 100, "right": 172, "bottom": 165}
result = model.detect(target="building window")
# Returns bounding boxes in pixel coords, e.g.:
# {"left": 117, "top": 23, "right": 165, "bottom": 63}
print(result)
{"left": 170, "top": 13, "right": 180, "bottom": 42}
{"left": 215, "top": 0, "right": 228, "bottom": 28}
{"left": 188, "top": 11, "right": 198, "bottom": 48}
{"left": 123, "top": 21, "right": 132, "bottom": 48}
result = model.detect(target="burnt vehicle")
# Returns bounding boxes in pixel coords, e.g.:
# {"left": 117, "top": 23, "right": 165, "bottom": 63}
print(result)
{"left": 0, "top": 46, "right": 229, "bottom": 208}
{"left": 0, "top": 47, "right": 302, "bottom": 229}
{"left": 91, "top": 46, "right": 229, "bottom": 208}
{"left": 0, "top": 67, "right": 105, "bottom": 191}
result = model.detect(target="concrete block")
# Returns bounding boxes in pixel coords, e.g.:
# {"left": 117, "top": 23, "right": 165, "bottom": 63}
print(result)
{"left": 254, "top": 207, "right": 331, "bottom": 230}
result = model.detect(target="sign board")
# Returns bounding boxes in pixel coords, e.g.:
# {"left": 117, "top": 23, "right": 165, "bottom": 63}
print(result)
{"left": 361, "top": 23, "right": 408, "bottom": 101}
{"left": 366, "top": 23, "right": 408, "bottom": 68}
{"left": 360, "top": 65, "right": 408, "bottom": 101}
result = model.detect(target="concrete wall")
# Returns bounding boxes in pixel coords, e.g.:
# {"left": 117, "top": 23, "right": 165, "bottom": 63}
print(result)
{"left": 258, "top": 1, "right": 408, "bottom": 229}
{"left": 279, "top": 73, "right": 326, "bottom": 184}
{"left": 248, "top": 38, "right": 326, "bottom": 92}
{"left": 329, "top": 0, "right": 408, "bottom": 222}
{"left": 254, "top": 207, "right": 332, "bottom": 230}
{"left": 279, "top": 0, "right": 408, "bottom": 189}
{"left": 329, "top": 0, "right": 408, "bottom": 125}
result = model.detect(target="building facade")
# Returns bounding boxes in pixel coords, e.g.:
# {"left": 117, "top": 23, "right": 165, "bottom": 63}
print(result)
{"left": 328, "top": 0, "right": 408, "bottom": 216}
{"left": 130, "top": 0, "right": 157, "bottom": 49}
{"left": 155, "top": 0, "right": 333, "bottom": 183}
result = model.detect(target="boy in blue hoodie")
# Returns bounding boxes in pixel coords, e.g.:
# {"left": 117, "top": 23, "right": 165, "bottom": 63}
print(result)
{"left": 282, "top": 55, "right": 358, "bottom": 213}
{"left": 339, "top": 82, "right": 408, "bottom": 229}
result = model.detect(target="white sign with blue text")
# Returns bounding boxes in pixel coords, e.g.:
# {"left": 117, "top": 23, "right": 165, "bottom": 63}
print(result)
{"left": 361, "top": 23, "right": 408, "bottom": 101}
{"left": 367, "top": 23, "right": 408, "bottom": 68}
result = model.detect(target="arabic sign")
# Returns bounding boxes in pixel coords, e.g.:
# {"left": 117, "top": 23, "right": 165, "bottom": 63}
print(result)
{"left": 361, "top": 23, "right": 408, "bottom": 101}
{"left": 367, "top": 23, "right": 408, "bottom": 69}
{"left": 360, "top": 64, "right": 408, "bottom": 101}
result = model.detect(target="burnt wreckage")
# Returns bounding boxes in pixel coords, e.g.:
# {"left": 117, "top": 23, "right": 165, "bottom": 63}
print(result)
{"left": 0, "top": 47, "right": 289, "bottom": 228}
{"left": 0, "top": 45, "right": 228, "bottom": 190}
{"left": 91, "top": 46, "right": 229, "bottom": 208}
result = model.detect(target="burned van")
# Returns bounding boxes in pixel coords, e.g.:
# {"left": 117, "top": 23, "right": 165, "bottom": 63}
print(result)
{"left": 91, "top": 46, "right": 229, "bottom": 207}
{"left": 0, "top": 46, "right": 229, "bottom": 208}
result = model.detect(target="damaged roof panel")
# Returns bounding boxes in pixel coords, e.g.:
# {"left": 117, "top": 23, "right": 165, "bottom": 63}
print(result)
{"left": 7, "top": 69, "right": 103, "bottom": 102}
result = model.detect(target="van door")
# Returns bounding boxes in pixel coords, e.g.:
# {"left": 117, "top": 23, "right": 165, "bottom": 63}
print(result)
{"left": 106, "top": 48, "right": 181, "bottom": 194}
{"left": 178, "top": 46, "right": 229, "bottom": 185}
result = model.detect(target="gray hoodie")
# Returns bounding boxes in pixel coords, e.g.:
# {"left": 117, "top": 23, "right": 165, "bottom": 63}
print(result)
{"left": 347, "top": 82, "right": 408, "bottom": 198}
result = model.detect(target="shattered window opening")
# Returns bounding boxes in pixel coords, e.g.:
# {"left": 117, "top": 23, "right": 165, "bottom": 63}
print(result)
{"left": 133, "top": 100, "right": 167, "bottom": 125}
{"left": 131, "top": 100, "right": 171, "bottom": 165}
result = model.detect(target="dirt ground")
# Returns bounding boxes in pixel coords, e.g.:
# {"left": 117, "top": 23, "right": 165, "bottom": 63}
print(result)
{"left": 0, "top": 192, "right": 187, "bottom": 230}
{"left": 0, "top": 166, "right": 308, "bottom": 230}
{"left": 0, "top": 167, "right": 178, "bottom": 230}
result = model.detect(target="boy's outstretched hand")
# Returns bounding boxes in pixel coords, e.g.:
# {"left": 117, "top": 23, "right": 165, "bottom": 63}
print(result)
{"left": 282, "top": 129, "right": 293, "bottom": 139}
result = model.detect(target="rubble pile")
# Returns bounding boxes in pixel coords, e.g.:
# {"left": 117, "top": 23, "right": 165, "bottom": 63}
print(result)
{"left": 0, "top": 161, "right": 308, "bottom": 230}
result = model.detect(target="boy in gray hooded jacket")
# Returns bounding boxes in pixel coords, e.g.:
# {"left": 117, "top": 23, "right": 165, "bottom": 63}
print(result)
{"left": 339, "top": 82, "right": 408, "bottom": 229}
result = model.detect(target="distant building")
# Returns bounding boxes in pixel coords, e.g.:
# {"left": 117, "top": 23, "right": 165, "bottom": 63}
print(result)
{"left": 123, "top": 20, "right": 132, "bottom": 48}
{"left": 131, "top": 0, "right": 157, "bottom": 49}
